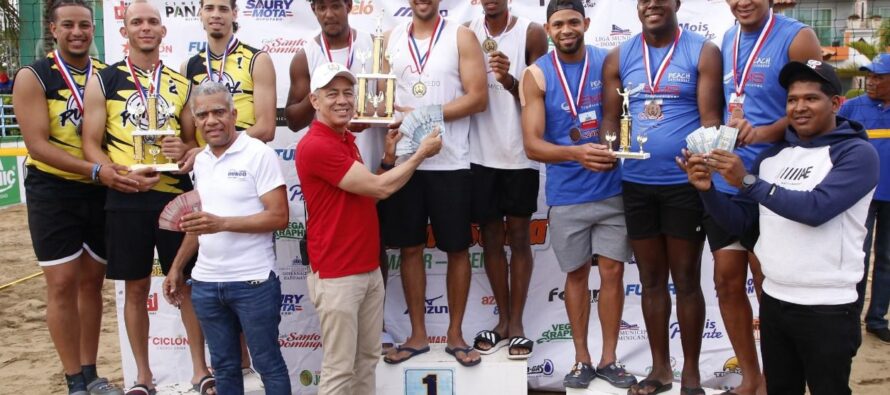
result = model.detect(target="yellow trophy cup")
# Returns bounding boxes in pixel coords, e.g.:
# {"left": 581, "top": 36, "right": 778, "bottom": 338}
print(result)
{"left": 352, "top": 11, "right": 397, "bottom": 125}
{"left": 131, "top": 93, "right": 180, "bottom": 172}
{"left": 611, "top": 86, "right": 650, "bottom": 159}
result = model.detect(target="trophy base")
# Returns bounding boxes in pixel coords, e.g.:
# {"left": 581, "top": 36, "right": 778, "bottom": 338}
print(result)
{"left": 615, "top": 151, "right": 651, "bottom": 160}
{"left": 132, "top": 129, "right": 176, "bottom": 137}
{"left": 131, "top": 163, "right": 181, "bottom": 172}
{"left": 351, "top": 117, "right": 396, "bottom": 126}
{"left": 356, "top": 73, "right": 398, "bottom": 80}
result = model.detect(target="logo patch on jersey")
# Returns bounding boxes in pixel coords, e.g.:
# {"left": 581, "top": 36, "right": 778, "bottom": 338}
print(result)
{"left": 60, "top": 93, "right": 84, "bottom": 133}
{"left": 200, "top": 72, "right": 244, "bottom": 95}
{"left": 122, "top": 93, "right": 175, "bottom": 130}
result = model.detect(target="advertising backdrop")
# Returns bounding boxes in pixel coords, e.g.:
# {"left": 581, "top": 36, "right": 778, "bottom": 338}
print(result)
{"left": 105, "top": 1, "right": 747, "bottom": 392}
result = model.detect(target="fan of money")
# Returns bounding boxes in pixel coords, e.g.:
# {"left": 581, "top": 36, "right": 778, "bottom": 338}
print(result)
{"left": 685, "top": 125, "right": 740, "bottom": 155}
{"left": 396, "top": 104, "right": 444, "bottom": 156}
{"left": 158, "top": 190, "right": 202, "bottom": 232}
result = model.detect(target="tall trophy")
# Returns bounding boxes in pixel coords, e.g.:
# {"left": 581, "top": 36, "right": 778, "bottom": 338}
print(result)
{"left": 352, "top": 11, "right": 397, "bottom": 125}
{"left": 611, "top": 86, "right": 650, "bottom": 159}
{"left": 131, "top": 92, "right": 180, "bottom": 171}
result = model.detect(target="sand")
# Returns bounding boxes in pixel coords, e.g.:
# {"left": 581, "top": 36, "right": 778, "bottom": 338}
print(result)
{"left": 0, "top": 203, "right": 888, "bottom": 394}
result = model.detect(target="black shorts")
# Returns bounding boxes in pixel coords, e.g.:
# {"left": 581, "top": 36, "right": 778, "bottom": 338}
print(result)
{"left": 622, "top": 181, "right": 704, "bottom": 241}
{"left": 703, "top": 200, "right": 759, "bottom": 251}
{"left": 27, "top": 197, "right": 107, "bottom": 266}
{"left": 379, "top": 170, "right": 472, "bottom": 253}
{"left": 105, "top": 209, "right": 196, "bottom": 280}
{"left": 470, "top": 164, "right": 539, "bottom": 223}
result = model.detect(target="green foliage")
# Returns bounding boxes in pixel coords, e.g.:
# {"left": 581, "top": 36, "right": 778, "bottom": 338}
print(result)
{"left": 846, "top": 88, "right": 865, "bottom": 99}
{"left": 849, "top": 40, "right": 879, "bottom": 61}
{"left": 0, "top": 0, "right": 20, "bottom": 43}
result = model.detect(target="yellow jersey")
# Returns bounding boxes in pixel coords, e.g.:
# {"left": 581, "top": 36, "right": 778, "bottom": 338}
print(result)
{"left": 186, "top": 40, "right": 261, "bottom": 146}
{"left": 98, "top": 60, "right": 192, "bottom": 200}
{"left": 22, "top": 52, "right": 106, "bottom": 182}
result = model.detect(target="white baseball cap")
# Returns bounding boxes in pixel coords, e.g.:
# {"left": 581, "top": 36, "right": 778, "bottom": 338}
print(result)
{"left": 310, "top": 62, "right": 357, "bottom": 92}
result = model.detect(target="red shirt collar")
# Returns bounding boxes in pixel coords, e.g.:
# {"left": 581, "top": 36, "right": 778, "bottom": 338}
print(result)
{"left": 309, "top": 120, "right": 355, "bottom": 144}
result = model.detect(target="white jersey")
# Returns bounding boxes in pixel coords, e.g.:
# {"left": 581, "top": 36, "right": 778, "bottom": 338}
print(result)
{"left": 388, "top": 19, "right": 469, "bottom": 171}
{"left": 468, "top": 16, "right": 537, "bottom": 170}
{"left": 305, "top": 29, "right": 385, "bottom": 171}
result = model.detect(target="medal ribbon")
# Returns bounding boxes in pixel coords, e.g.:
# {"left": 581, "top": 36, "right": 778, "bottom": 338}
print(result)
{"left": 205, "top": 35, "right": 238, "bottom": 83}
{"left": 320, "top": 29, "right": 354, "bottom": 69}
{"left": 642, "top": 28, "right": 682, "bottom": 94}
{"left": 732, "top": 10, "right": 775, "bottom": 97}
{"left": 483, "top": 9, "right": 510, "bottom": 39}
{"left": 407, "top": 16, "right": 446, "bottom": 76}
{"left": 126, "top": 57, "right": 163, "bottom": 108}
{"left": 52, "top": 50, "right": 92, "bottom": 114}
{"left": 551, "top": 49, "right": 590, "bottom": 120}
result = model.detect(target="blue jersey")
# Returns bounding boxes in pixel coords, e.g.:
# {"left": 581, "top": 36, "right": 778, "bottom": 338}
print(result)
{"left": 536, "top": 45, "right": 622, "bottom": 206}
{"left": 618, "top": 30, "right": 707, "bottom": 185}
{"left": 839, "top": 95, "right": 890, "bottom": 201}
{"left": 715, "top": 14, "right": 806, "bottom": 194}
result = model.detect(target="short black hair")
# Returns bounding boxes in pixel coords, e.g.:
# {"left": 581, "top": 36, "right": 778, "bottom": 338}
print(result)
{"left": 785, "top": 74, "right": 840, "bottom": 97}
{"left": 199, "top": 0, "right": 239, "bottom": 33}
{"left": 48, "top": 0, "right": 94, "bottom": 23}
{"left": 308, "top": 0, "right": 352, "bottom": 7}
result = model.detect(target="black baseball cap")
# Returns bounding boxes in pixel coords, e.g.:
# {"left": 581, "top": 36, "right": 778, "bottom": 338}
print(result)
{"left": 778, "top": 60, "right": 843, "bottom": 96}
{"left": 547, "top": 0, "right": 585, "bottom": 21}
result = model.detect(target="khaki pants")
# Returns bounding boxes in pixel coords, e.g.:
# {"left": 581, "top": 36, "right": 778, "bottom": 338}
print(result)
{"left": 308, "top": 268, "right": 385, "bottom": 395}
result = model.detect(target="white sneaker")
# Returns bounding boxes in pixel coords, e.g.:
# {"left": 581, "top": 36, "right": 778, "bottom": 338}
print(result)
{"left": 242, "top": 367, "right": 264, "bottom": 390}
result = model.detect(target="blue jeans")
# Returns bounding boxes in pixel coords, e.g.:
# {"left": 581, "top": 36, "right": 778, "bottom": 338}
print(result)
{"left": 857, "top": 200, "right": 890, "bottom": 330}
{"left": 191, "top": 272, "right": 291, "bottom": 395}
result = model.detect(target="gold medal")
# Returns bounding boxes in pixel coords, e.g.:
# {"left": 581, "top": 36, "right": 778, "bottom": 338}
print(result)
{"left": 412, "top": 81, "right": 427, "bottom": 98}
{"left": 482, "top": 37, "right": 498, "bottom": 54}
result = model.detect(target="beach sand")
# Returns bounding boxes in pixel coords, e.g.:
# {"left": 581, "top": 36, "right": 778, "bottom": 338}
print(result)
{"left": 0, "top": 203, "right": 888, "bottom": 394}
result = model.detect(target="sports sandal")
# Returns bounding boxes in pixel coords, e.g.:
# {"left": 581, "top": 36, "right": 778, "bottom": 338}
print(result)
{"left": 473, "top": 330, "right": 507, "bottom": 355}
{"left": 445, "top": 346, "right": 481, "bottom": 367}
{"left": 192, "top": 375, "right": 216, "bottom": 395}
{"left": 506, "top": 336, "right": 534, "bottom": 360}
{"left": 383, "top": 345, "right": 430, "bottom": 364}
{"left": 627, "top": 379, "right": 672, "bottom": 395}
{"left": 596, "top": 362, "right": 638, "bottom": 389}
{"left": 124, "top": 384, "right": 156, "bottom": 395}
{"left": 86, "top": 377, "right": 124, "bottom": 395}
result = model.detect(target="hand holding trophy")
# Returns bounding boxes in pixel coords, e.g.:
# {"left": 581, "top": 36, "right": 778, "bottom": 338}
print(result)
{"left": 131, "top": 93, "right": 180, "bottom": 172}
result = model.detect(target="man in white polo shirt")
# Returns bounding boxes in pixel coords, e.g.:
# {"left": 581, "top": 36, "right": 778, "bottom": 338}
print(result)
{"left": 163, "top": 81, "right": 291, "bottom": 395}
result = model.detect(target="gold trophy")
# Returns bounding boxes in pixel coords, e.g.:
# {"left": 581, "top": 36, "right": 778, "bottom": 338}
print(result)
{"left": 352, "top": 10, "right": 397, "bottom": 125}
{"left": 131, "top": 93, "right": 180, "bottom": 172}
{"left": 613, "top": 86, "right": 650, "bottom": 159}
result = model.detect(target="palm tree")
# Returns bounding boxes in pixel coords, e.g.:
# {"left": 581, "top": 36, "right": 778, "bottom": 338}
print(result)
{"left": 0, "top": 0, "right": 20, "bottom": 70}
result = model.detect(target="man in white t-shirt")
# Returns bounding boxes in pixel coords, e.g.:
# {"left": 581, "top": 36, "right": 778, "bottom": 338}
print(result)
{"left": 163, "top": 81, "right": 291, "bottom": 395}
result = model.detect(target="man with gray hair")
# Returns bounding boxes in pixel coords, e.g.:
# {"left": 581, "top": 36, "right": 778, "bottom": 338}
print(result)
{"left": 163, "top": 81, "right": 291, "bottom": 395}
{"left": 296, "top": 62, "right": 441, "bottom": 395}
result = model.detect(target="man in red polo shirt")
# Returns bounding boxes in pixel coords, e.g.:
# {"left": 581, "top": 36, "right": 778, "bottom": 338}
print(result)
{"left": 296, "top": 62, "right": 441, "bottom": 395}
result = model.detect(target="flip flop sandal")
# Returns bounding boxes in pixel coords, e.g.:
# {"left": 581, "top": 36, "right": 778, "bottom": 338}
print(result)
{"left": 383, "top": 345, "right": 430, "bottom": 364}
{"left": 627, "top": 379, "right": 672, "bottom": 395}
{"left": 445, "top": 346, "right": 481, "bottom": 367}
{"left": 473, "top": 330, "right": 507, "bottom": 355}
{"left": 193, "top": 375, "right": 216, "bottom": 395}
{"left": 125, "top": 384, "right": 156, "bottom": 395}
{"left": 506, "top": 336, "right": 534, "bottom": 360}
{"left": 681, "top": 387, "right": 706, "bottom": 395}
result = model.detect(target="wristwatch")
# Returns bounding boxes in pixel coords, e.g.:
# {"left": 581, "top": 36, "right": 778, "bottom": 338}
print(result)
{"left": 742, "top": 174, "right": 757, "bottom": 189}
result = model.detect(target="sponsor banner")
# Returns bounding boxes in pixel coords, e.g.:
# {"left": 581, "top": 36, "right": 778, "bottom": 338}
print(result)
{"left": 0, "top": 156, "right": 23, "bottom": 207}
{"left": 108, "top": 1, "right": 745, "bottom": 392}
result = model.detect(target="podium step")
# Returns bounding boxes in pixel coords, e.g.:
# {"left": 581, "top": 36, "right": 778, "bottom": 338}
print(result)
{"left": 566, "top": 379, "right": 722, "bottom": 395}
{"left": 377, "top": 343, "right": 528, "bottom": 395}
{"left": 153, "top": 377, "right": 264, "bottom": 394}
